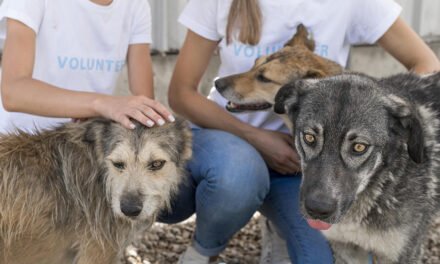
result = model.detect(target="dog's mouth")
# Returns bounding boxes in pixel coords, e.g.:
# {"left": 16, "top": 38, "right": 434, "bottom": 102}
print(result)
{"left": 225, "top": 101, "right": 272, "bottom": 113}
{"left": 306, "top": 219, "right": 332, "bottom": 230}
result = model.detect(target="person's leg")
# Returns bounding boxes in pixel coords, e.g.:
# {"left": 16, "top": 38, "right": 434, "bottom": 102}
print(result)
{"left": 190, "top": 128, "right": 270, "bottom": 256}
{"left": 157, "top": 173, "right": 197, "bottom": 224}
{"left": 260, "top": 170, "right": 334, "bottom": 264}
{"left": 160, "top": 128, "right": 271, "bottom": 257}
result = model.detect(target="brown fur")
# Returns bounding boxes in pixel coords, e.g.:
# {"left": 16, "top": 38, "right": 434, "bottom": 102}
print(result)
{"left": 0, "top": 118, "right": 192, "bottom": 264}
{"left": 215, "top": 24, "right": 343, "bottom": 129}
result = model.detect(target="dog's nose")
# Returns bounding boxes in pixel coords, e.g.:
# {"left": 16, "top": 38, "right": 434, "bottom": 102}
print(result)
{"left": 215, "top": 77, "right": 230, "bottom": 93}
{"left": 305, "top": 196, "right": 337, "bottom": 219}
{"left": 120, "top": 197, "right": 143, "bottom": 217}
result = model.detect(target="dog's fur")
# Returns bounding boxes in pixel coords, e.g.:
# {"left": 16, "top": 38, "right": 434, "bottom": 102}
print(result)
{"left": 0, "top": 118, "right": 192, "bottom": 264}
{"left": 215, "top": 24, "right": 342, "bottom": 129}
{"left": 274, "top": 72, "right": 440, "bottom": 263}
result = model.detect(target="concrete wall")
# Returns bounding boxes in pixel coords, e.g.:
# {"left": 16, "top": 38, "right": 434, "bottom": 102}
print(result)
{"left": 349, "top": 42, "right": 440, "bottom": 76}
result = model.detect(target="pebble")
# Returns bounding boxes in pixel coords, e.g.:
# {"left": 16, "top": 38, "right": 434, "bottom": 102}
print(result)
{"left": 122, "top": 214, "right": 440, "bottom": 264}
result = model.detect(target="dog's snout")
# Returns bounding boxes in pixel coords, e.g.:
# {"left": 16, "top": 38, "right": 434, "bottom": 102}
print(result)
{"left": 215, "top": 78, "right": 230, "bottom": 93}
{"left": 305, "top": 196, "right": 337, "bottom": 219}
{"left": 120, "top": 195, "right": 143, "bottom": 217}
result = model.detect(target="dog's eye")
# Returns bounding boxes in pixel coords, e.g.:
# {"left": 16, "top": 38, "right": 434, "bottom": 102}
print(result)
{"left": 112, "top": 161, "right": 126, "bottom": 170}
{"left": 148, "top": 160, "right": 166, "bottom": 171}
{"left": 303, "top": 133, "right": 316, "bottom": 145}
{"left": 352, "top": 143, "right": 369, "bottom": 154}
{"left": 257, "top": 73, "right": 272, "bottom": 83}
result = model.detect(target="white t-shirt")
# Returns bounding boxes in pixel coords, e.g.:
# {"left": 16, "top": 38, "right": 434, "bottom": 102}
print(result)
{"left": 179, "top": 0, "right": 402, "bottom": 132}
{"left": 0, "top": 0, "right": 152, "bottom": 133}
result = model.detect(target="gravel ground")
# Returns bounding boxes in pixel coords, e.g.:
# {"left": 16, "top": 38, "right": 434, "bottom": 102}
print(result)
{"left": 122, "top": 215, "right": 440, "bottom": 264}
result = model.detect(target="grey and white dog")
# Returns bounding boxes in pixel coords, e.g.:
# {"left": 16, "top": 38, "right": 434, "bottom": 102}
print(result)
{"left": 274, "top": 72, "right": 440, "bottom": 264}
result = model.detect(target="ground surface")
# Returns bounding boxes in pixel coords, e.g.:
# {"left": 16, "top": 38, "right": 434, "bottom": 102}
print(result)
{"left": 122, "top": 215, "right": 440, "bottom": 264}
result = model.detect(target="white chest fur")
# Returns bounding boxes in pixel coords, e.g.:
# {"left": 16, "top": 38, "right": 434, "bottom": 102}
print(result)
{"left": 322, "top": 222, "right": 408, "bottom": 262}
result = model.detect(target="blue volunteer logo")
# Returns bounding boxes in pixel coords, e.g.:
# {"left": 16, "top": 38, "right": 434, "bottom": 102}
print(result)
{"left": 57, "top": 56, "right": 126, "bottom": 72}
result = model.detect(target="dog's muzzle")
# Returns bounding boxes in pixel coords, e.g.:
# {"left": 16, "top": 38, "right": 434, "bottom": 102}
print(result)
{"left": 214, "top": 77, "right": 230, "bottom": 94}
{"left": 120, "top": 195, "right": 143, "bottom": 218}
{"left": 304, "top": 196, "right": 337, "bottom": 219}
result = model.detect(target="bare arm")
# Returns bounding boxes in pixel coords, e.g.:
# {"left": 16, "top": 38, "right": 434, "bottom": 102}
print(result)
{"left": 378, "top": 17, "right": 440, "bottom": 74}
{"left": 168, "top": 30, "right": 256, "bottom": 138}
{"left": 1, "top": 19, "right": 171, "bottom": 129}
{"left": 127, "top": 44, "right": 154, "bottom": 98}
{"left": 127, "top": 44, "right": 174, "bottom": 124}
{"left": 1, "top": 19, "right": 103, "bottom": 118}
{"left": 168, "top": 30, "right": 300, "bottom": 174}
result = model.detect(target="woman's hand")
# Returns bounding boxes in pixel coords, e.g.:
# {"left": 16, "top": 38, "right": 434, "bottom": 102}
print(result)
{"left": 93, "top": 95, "right": 175, "bottom": 129}
{"left": 246, "top": 128, "right": 301, "bottom": 174}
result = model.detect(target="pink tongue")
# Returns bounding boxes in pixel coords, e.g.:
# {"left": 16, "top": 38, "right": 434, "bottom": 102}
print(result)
{"left": 307, "top": 219, "right": 332, "bottom": 230}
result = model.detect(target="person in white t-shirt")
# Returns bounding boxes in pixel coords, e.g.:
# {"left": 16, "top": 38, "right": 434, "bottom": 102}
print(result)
{"left": 0, "top": 0, "right": 174, "bottom": 134}
{"left": 158, "top": 0, "right": 440, "bottom": 264}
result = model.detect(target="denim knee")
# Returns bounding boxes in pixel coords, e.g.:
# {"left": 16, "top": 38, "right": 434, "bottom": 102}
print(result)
{"left": 157, "top": 176, "right": 196, "bottom": 224}
{"left": 192, "top": 129, "right": 271, "bottom": 217}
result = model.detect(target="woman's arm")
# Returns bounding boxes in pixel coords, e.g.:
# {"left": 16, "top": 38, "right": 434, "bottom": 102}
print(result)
{"left": 378, "top": 17, "right": 440, "bottom": 74}
{"left": 127, "top": 44, "right": 155, "bottom": 98}
{"left": 168, "top": 30, "right": 300, "bottom": 174}
{"left": 168, "top": 30, "right": 255, "bottom": 138}
{"left": 1, "top": 19, "right": 169, "bottom": 129}
{"left": 1, "top": 19, "right": 101, "bottom": 118}
{"left": 126, "top": 44, "right": 174, "bottom": 125}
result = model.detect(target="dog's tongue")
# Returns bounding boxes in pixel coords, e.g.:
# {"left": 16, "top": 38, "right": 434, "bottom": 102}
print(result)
{"left": 307, "top": 219, "right": 332, "bottom": 230}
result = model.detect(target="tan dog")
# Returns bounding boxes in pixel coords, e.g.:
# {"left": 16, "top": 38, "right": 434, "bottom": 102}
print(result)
{"left": 0, "top": 118, "right": 192, "bottom": 264}
{"left": 215, "top": 24, "right": 343, "bottom": 129}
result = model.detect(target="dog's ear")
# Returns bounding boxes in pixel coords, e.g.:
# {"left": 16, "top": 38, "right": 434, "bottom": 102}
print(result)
{"left": 254, "top": 56, "right": 267, "bottom": 67}
{"left": 384, "top": 94, "right": 425, "bottom": 163}
{"left": 82, "top": 119, "right": 111, "bottom": 145}
{"left": 175, "top": 118, "right": 193, "bottom": 162}
{"left": 80, "top": 118, "right": 117, "bottom": 160}
{"left": 304, "top": 68, "right": 326, "bottom": 79}
{"left": 284, "top": 24, "right": 315, "bottom": 51}
{"left": 274, "top": 82, "right": 298, "bottom": 114}
{"left": 274, "top": 79, "right": 317, "bottom": 114}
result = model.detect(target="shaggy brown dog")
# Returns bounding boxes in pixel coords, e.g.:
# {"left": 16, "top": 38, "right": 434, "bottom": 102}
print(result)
{"left": 0, "top": 118, "right": 192, "bottom": 264}
{"left": 215, "top": 24, "right": 343, "bottom": 129}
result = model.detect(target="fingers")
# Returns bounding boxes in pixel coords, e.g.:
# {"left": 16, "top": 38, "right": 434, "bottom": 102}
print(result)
{"left": 137, "top": 105, "right": 166, "bottom": 126}
{"left": 271, "top": 163, "right": 297, "bottom": 175}
{"left": 274, "top": 161, "right": 300, "bottom": 175}
{"left": 141, "top": 98, "right": 175, "bottom": 122}
{"left": 286, "top": 149, "right": 302, "bottom": 173}
{"left": 117, "top": 114, "right": 136, "bottom": 130}
{"left": 267, "top": 151, "right": 300, "bottom": 175}
{"left": 280, "top": 133, "right": 302, "bottom": 171}
{"left": 281, "top": 133, "right": 295, "bottom": 146}
{"left": 115, "top": 96, "right": 176, "bottom": 129}
{"left": 273, "top": 148, "right": 302, "bottom": 175}
{"left": 127, "top": 109, "right": 155, "bottom": 127}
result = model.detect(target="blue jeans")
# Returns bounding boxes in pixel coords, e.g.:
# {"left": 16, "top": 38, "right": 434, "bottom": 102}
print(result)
{"left": 158, "top": 128, "right": 333, "bottom": 263}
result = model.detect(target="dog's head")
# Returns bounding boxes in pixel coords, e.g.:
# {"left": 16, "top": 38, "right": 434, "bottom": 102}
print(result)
{"left": 215, "top": 24, "right": 342, "bottom": 113}
{"left": 274, "top": 74, "right": 425, "bottom": 229}
{"left": 81, "top": 118, "right": 192, "bottom": 223}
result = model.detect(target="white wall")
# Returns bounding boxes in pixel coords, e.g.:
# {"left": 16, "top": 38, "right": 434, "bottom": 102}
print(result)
{"left": 148, "top": 0, "right": 187, "bottom": 52}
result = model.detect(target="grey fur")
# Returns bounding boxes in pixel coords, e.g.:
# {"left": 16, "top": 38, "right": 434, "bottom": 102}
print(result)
{"left": 274, "top": 72, "right": 440, "bottom": 263}
{"left": 0, "top": 118, "right": 192, "bottom": 264}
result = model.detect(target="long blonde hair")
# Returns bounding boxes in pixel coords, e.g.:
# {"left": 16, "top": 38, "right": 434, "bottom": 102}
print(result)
{"left": 226, "top": 0, "right": 262, "bottom": 45}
